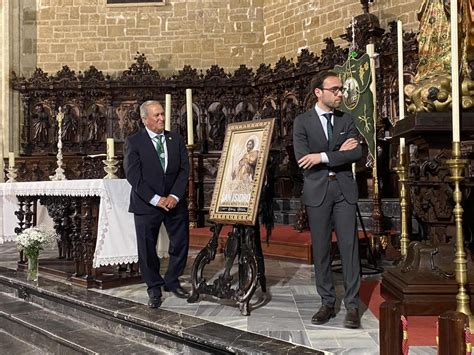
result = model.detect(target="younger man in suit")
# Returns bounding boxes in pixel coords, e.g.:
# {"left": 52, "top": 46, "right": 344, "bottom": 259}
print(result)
{"left": 293, "top": 71, "right": 362, "bottom": 328}
{"left": 124, "top": 100, "right": 190, "bottom": 308}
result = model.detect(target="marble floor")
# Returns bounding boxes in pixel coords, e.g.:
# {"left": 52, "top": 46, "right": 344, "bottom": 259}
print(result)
{"left": 0, "top": 241, "right": 437, "bottom": 355}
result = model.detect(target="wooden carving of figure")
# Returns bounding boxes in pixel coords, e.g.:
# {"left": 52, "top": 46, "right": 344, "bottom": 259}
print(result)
{"left": 282, "top": 99, "right": 297, "bottom": 139}
{"left": 405, "top": 0, "right": 474, "bottom": 112}
{"left": 208, "top": 103, "right": 226, "bottom": 150}
{"left": 261, "top": 100, "right": 276, "bottom": 119}
{"left": 234, "top": 102, "right": 254, "bottom": 122}
{"left": 86, "top": 104, "right": 105, "bottom": 142}
{"left": 32, "top": 103, "right": 50, "bottom": 143}
{"left": 61, "top": 105, "right": 78, "bottom": 142}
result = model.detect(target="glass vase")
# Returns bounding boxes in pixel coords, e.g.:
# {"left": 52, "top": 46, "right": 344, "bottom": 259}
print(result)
{"left": 27, "top": 250, "right": 39, "bottom": 282}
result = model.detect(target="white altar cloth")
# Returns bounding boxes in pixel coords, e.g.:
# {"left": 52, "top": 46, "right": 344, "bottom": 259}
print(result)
{"left": 0, "top": 179, "right": 169, "bottom": 267}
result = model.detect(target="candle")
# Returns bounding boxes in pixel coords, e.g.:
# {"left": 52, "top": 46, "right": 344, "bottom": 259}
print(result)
{"left": 165, "top": 94, "right": 171, "bottom": 131}
{"left": 56, "top": 107, "right": 64, "bottom": 125}
{"left": 366, "top": 44, "right": 378, "bottom": 162}
{"left": 397, "top": 20, "right": 406, "bottom": 153}
{"left": 450, "top": 0, "right": 460, "bottom": 142}
{"left": 106, "top": 138, "right": 115, "bottom": 159}
{"left": 186, "top": 88, "right": 194, "bottom": 145}
{"left": 397, "top": 20, "right": 405, "bottom": 121}
{"left": 8, "top": 152, "right": 15, "bottom": 169}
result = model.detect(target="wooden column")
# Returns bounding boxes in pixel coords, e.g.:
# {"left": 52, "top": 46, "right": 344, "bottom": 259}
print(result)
{"left": 438, "top": 311, "right": 469, "bottom": 354}
{"left": 379, "top": 300, "right": 403, "bottom": 355}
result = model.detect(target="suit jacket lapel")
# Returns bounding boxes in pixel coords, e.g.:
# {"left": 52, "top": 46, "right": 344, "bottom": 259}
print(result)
{"left": 163, "top": 131, "right": 175, "bottom": 172}
{"left": 309, "top": 110, "right": 328, "bottom": 147}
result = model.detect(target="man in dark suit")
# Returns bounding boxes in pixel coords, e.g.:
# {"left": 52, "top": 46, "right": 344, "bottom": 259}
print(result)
{"left": 124, "top": 100, "right": 190, "bottom": 308}
{"left": 293, "top": 71, "right": 362, "bottom": 328}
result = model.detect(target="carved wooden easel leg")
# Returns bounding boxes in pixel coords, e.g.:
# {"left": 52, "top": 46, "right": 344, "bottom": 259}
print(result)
{"left": 253, "top": 222, "right": 266, "bottom": 293}
{"left": 187, "top": 224, "right": 222, "bottom": 303}
{"left": 236, "top": 226, "right": 259, "bottom": 316}
{"left": 188, "top": 223, "right": 267, "bottom": 316}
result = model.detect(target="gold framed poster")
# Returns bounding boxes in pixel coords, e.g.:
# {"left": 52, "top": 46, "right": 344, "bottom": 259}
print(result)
{"left": 209, "top": 118, "right": 275, "bottom": 225}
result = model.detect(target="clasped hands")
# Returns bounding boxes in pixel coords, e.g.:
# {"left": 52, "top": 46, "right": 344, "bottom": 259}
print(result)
{"left": 298, "top": 138, "right": 358, "bottom": 170}
{"left": 156, "top": 195, "right": 178, "bottom": 211}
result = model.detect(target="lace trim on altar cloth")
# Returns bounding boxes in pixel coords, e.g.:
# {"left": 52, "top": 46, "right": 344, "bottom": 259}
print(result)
{"left": 93, "top": 203, "right": 112, "bottom": 268}
{"left": 93, "top": 255, "right": 139, "bottom": 266}
{"left": 0, "top": 234, "right": 16, "bottom": 244}
{"left": 1, "top": 179, "right": 107, "bottom": 198}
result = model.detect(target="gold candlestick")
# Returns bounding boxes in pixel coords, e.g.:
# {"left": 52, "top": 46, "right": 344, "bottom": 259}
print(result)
{"left": 444, "top": 141, "right": 473, "bottom": 329}
{"left": 103, "top": 157, "right": 118, "bottom": 179}
{"left": 394, "top": 144, "right": 409, "bottom": 257}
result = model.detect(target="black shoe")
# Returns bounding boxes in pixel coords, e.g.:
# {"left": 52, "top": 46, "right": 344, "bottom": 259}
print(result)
{"left": 311, "top": 305, "right": 336, "bottom": 325}
{"left": 148, "top": 296, "right": 162, "bottom": 308}
{"left": 344, "top": 308, "right": 360, "bottom": 328}
{"left": 164, "top": 286, "right": 190, "bottom": 299}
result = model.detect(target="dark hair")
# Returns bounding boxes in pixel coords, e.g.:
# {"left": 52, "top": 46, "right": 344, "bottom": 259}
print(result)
{"left": 310, "top": 70, "right": 339, "bottom": 95}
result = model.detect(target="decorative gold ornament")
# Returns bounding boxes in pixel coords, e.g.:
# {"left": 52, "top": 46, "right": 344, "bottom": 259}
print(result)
{"left": 404, "top": 0, "right": 474, "bottom": 113}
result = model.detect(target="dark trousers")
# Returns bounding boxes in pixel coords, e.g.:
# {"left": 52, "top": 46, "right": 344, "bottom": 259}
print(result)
{"left": 134, "top": 210, "right": 189, "bottom": 298}
{"left": 306, "top": 180, "right": 360, "bottom": 310}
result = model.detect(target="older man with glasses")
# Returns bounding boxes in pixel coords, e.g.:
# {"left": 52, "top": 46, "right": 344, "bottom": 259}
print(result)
{"left": 293, "top": 70, "right": 362, "bottom": 328}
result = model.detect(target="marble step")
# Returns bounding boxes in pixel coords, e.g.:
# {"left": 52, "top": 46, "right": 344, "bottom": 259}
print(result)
{"left": 0, "top": 330, "right": 47, "bottom": 354}
{"left": 0, "top": 292, "right": 170, "bottom": 354}
{"left": 0, "top": 267, "right": 324, "bottom": 354}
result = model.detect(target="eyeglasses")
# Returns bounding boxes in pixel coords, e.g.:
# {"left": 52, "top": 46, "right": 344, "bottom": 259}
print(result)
{"left": 319, "top": 87, "right": 345, "bottom": 95}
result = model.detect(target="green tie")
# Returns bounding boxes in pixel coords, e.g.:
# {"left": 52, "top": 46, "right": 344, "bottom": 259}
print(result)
{"left": 153, "top": 135, "right": 165, "bottom": 169}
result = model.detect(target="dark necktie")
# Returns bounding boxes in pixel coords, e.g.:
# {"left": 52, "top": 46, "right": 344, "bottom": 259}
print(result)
{"left": 322, "top": 113, "right": 333, "bottom": 146}
{"left": 152, "top": 135, "right": 165, "bottom": 169}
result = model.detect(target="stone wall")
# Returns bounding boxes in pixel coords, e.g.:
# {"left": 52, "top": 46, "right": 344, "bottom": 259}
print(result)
{"left": 35, "top": 0, "right": 264, "bottom": 75}
{"left": 262, "top": 0, "right": 420, "bottom": 65}
{"left": 32, "top": 0, "right": 421, "bottom": 75}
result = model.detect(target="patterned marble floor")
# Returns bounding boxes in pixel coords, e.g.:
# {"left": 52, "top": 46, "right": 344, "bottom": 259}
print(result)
{"left": 0, "top": 241, "right": 437, "bottom": 354}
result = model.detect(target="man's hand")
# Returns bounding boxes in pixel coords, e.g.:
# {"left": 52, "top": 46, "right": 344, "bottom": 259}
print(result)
{"left": 298, "top": 153, "right": 321, "bottom": 169}
{"left": 163, "top": 195, "right": 178, "bottom": 209}
{"left": 339, "top": 138, "right": 358, "bottom": 151}
{"left": 156, "top": 197, "right": 170, "bottom": 211}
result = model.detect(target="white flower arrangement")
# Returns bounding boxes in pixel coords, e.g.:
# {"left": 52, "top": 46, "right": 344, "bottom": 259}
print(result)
{"left": 16, "top": 226, "right": 58, "bottom": 255}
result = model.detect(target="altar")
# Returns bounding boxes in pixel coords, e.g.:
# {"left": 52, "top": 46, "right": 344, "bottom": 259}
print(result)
{"left": 0, "top": 179, "right": 168, "bottom": 288}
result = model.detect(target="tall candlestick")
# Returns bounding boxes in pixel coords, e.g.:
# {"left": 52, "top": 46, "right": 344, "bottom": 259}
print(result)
{"left": 451, "top": 0, "right": 460, "bottom": 142}
{"left": 106, "top": 138, "right": 115, "bottom": 159}
{"left": 165, "top": 94, "right": 171, "bottom": 131}
{"left": 186, "top": 88, "right": 194, "bottom": 145}
{"left": 397, "top": 20, "right": 406, "bottom": 152}
{"left": 8, "top": 152, "right": 15, "bottom": 169}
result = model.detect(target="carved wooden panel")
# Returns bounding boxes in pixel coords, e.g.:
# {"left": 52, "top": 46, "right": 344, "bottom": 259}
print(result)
{"left": 11, "top": 20, "right": 422, "bottom": 223}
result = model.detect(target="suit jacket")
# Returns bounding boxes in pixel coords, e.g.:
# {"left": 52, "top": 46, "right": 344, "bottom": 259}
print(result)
{"left": 124, "top": 129, "right": 189, "bottom": 215}
{"left": 293, "top": 108, "right": 362, "bottom": 207}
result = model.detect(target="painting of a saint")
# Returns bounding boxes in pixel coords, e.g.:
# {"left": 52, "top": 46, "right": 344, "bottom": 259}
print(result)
{"left": 231, "top": 137, "right": 259, "bottom": 182}
{"left": 209, "top": 119, "right": 274, "bottom": 225}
